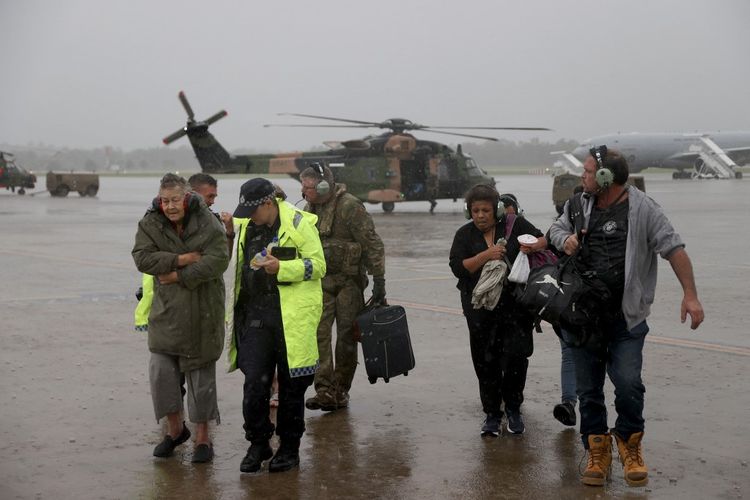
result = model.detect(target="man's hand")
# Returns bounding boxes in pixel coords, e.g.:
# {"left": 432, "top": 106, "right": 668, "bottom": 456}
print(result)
{"left": 372, "top": 276, "right": 386, "bottom": 305}
{"left": 563, "top": 232, "right": 582, "bottom": 255}
{"left": 681, "top": 295, "right": 705, "bottom": 330}
{"left": 157, "top": 271, "right": 179, "bottom": 285}
{"left": 177, "top": 251, "right": 202, "bottom": 267}
{"left": 256, "top": 254, "right": 280, "bottom": 275}
{"left": 220, "top": 212, "right": 234, "bottom": 234}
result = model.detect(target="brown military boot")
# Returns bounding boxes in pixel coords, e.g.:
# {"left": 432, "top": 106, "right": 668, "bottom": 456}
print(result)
{"left": 582, "top": 434, "right": 612, "bottom": 486}
{"left": 614, "top": 431, "right": 648, "bottom": 486}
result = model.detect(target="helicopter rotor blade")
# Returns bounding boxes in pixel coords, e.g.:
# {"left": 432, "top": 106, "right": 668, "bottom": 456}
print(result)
{"left": 416, "top": 129, "right": 500, "bottom": 142}
{"left": 278, "top": 113, "right": 380, "bottom": 127}
{"left": 423, "top": 126, "right": 552, "bottom": 131}
{"left": 178, "top": 91, "right": 195, "bottom": 121}
{"left": 263, "top": 124, "right": 373, "bottom": 128}
{"left": 163, "top": 128, "right": 188, "bottom": 145}
{"left": 205, "top": 110, "right": 228, "bottom": 126}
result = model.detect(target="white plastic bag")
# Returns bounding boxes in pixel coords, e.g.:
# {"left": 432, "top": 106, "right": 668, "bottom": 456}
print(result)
{"left": 508, "top": 252, "right": 530, "bottom": 283}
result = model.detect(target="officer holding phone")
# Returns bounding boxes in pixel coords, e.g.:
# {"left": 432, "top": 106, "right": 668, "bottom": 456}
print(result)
{"left": 225, "top": 177, "right": 326, "bottom": 474}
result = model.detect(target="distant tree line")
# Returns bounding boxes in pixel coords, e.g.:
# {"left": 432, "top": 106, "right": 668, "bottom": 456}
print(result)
{"left": 1, "top": 137, "right": 579, "bottom": 172}
{"left": 462, "top": 138, "right": 579, "bottom": 167}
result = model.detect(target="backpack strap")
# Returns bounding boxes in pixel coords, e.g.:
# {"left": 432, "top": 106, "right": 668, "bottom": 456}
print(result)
{"left": 504, "top": 213, "right": 517, "bottom": 240}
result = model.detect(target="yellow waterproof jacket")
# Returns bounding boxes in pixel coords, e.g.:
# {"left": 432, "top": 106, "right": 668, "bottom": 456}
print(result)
{"left": 134, "top": 274, "right": 154, "bottom": 331}
{"left": 226, "top": 199, "right": 325, "bottom": 377}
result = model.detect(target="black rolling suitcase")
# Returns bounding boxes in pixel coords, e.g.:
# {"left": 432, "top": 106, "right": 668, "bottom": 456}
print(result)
{"left": 355, "top": 304, "right": 415, "bottom": 384}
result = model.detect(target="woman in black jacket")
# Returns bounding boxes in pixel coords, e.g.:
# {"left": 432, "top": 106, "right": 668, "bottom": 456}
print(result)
{"left": 449, "top": 186, "right": 546, "bottom": 437}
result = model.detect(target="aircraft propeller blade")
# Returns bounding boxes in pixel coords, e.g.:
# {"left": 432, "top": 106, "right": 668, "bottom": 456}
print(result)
{"left": 162, "top": 128, "right": 187, "bottom": 145}
{"left": 178, "top": 91, "right": 195, "bottom": 121}
{"left": 263, "top": 124, "right": 373, "bottom": 128}
{"left": 278, "top": 113, "right": 380, "bottom": 127}
{"left": 423, "top": 125, "right": 552, "bottom": 131}
{"left": 205, "top": 110, "right": 228, "bottom": 126}
{"left": 416, "top": 129, "right": 500, "bottom": 142}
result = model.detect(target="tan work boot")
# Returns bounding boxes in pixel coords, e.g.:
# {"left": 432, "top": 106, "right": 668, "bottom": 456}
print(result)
{"left": 614, "top": 431, "right": 649, "bottom": 486}
{"left": 582, "top": 434, "right": 612, "bottom": 486}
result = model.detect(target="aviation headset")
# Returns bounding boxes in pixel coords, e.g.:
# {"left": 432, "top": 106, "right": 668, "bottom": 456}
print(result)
{"left": 463, "top": 186, "right": 504, "bottom": 220}
{"left": 309, "top": 162, "right": 331, "bottom": 196}
{"left": 590, "top": 145, "right": 614, "bottom": 189}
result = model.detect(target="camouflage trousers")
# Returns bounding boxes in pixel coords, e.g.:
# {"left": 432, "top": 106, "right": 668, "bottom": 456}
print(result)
{"left": 313, "top": 274, "right": 365, "bottom": 398}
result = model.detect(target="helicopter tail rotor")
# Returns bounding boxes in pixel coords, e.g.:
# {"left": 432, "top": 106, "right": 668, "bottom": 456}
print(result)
{"left": 162, "top": 91, "right": 228, "bottom": 145}
{"left": 162, "top": 128, "right": 188, "bottom": 145}
{"left": 178, "top": 91, "right": 195, "bottom": 121}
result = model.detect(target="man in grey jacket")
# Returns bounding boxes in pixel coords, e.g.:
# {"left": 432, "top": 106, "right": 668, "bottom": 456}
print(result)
{"left": 549, "top": 146, "right": 704, "bottom": 488}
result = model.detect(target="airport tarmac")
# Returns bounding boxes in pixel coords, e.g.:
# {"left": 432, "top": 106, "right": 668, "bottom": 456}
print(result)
{"left": 1, "top": 173, "right": 748, "bottom": 499}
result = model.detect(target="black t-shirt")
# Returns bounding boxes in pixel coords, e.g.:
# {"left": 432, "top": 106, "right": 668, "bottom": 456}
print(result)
{"left": 581, "top": 199, "right": 629, "bottom": 304}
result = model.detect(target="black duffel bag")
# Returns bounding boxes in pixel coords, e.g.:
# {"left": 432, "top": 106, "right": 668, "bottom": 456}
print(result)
{"left": 517, "top": 255, "right": 610, "bottom": 344}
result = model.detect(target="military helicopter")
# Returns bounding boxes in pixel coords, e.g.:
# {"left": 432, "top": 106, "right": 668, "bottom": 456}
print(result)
{"left": 0, "top": 151, "right": 36, "bottom": 195}
{"left": 162, "top": 92, "right": 549, "bottom": 212}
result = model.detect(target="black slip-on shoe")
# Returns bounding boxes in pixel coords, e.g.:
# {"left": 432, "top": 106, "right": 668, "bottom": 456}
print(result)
{"left": 192, "top": 443, "right": 214, "bottom": 463}
{"left": 153, "top": 422, "right": 191, "bottom": 458}
{"left": 553, "top": 401, "right": 577, "bottom": 427}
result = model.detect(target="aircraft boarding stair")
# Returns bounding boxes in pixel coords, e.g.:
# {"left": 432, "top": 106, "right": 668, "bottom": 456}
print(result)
{"left": 550, "top": 151, "right": 583, "bottom": 175}
{"left": 688, "top": 136, "right": 738, "bottom": 179}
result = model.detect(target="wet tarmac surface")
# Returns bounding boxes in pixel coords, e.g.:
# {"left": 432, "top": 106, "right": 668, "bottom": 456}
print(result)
{"left": 1, "top": 174, "right": 749, "bottom": 499}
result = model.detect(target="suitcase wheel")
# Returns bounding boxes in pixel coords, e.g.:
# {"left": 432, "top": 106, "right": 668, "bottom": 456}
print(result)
{"left": 404, "top": 371, "right": 408, "bottom": 376}
{"left": 384, "top": 377, "right": 389, "bottom": 383}
{"left": 368, "top": 376, "right": 377, "bottom": 385}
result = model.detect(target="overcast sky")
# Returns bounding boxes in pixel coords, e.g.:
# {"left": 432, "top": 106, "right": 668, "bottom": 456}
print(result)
{"left": 2, "top": 0, "right": 749, "bottom": 152}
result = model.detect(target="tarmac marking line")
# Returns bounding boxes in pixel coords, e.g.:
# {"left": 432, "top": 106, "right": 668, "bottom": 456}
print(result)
{"left": 395, "top": 299, "right": 750, "bottom": 357}
{"left": 0, "top": 249, "right": 132, "bottom": 270}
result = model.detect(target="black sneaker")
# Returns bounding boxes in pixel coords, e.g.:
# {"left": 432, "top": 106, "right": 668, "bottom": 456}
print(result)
{"left": 553, "top": 401, "right": 577, "bottom": 427}
{"left": 153, "top": 422, "right": 191, "bottom": 457}
{"left": 481, "top": 413, "right": 501, "bottom": 437}
{"left": 506, "top": 409, "right": 525, "bottom": 435}
{"left": 240, "top": 441, "right": 273, "bottom": 473}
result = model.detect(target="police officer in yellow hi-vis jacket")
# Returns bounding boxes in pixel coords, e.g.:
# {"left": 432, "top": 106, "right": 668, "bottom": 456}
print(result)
{"left": 226, "top": 178, "right": 326, "bottom": 474}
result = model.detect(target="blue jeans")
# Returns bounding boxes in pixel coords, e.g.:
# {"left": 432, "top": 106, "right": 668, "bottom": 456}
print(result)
{"left": 568, "top": 317, "right": 649, "bottom": 446}
{"left": 558, "top": 335, "right": 577, "bottom": 404}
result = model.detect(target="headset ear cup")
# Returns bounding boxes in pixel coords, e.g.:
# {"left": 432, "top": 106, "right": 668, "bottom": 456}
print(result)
{"left": 497, "top": 200, "right": 504, "bottom": 219}
{"left": 596, "top": 168, "right": 614, "bottom": 188}
{"left": 464, "top": 202, "right": 471, "bottom": 219}
{"left": 153, "top": 197, "right": 162, "bottom": 213}
{"left": 316, "top": 180, "right": 330, "bottom": 196}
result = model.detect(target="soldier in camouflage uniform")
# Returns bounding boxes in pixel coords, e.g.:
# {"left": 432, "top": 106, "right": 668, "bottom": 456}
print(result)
{"left": 300, "top": 163, "right": 386, "bottom": 411}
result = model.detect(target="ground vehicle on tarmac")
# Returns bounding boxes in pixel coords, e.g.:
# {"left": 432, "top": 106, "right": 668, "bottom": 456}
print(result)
{"left": 0, "top": 151, "right": 37, "bottom": 195}
{"left": 162, "top": 91, "right": 550, "bottom": 212}
{"left": 46, "top": 171, "right": 100, "bottom": 197}
{"left": 552, "top": 172, "right": 645, "bottom": 215}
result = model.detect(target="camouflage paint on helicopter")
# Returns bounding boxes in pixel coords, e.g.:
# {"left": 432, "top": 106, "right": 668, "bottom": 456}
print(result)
{"left": 0, "top": 151, "right": 36, "bottom": 195}
{"left": 163, "top": 92, "right": 549, "bottom": 212}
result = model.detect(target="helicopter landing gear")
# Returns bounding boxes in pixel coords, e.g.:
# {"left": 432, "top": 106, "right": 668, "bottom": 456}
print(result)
{"left": 18, "top": 188, "right": 26, "bottom": 195}
{"left": 429, "top": 199, "right": 437, "bottom": 214}
{"left": 382, "top": 202, "right": 395, "bottom": 213}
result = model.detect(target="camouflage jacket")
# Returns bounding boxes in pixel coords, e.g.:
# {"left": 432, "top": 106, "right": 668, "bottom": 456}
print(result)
{"left": 305, "top": 184, "right": 385, "bottom": 277}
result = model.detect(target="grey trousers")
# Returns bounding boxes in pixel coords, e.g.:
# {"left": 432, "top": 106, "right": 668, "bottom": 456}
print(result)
{"left": 149, "top": 352, "right": 220, "bottom": 424}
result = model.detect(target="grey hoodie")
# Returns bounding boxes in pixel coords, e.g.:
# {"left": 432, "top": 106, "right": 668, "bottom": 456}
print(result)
{"left": 549, "top": 185, "right": 684, "bottom": 330}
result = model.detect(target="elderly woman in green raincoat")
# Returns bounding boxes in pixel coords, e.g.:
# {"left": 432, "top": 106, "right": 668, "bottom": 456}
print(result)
{"left": 226, "top": 177, "right": 325, "bottom": 474}
{"left": 132, "top": 173, "right": 229, "bottom": 463}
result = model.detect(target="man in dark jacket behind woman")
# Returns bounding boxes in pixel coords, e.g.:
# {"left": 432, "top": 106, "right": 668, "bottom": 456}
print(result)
{"left": 132, "top": 173, "right": 229, "bottom": 463}
{"left": 449, "top": 184, "right": 548, "bottom": 437}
